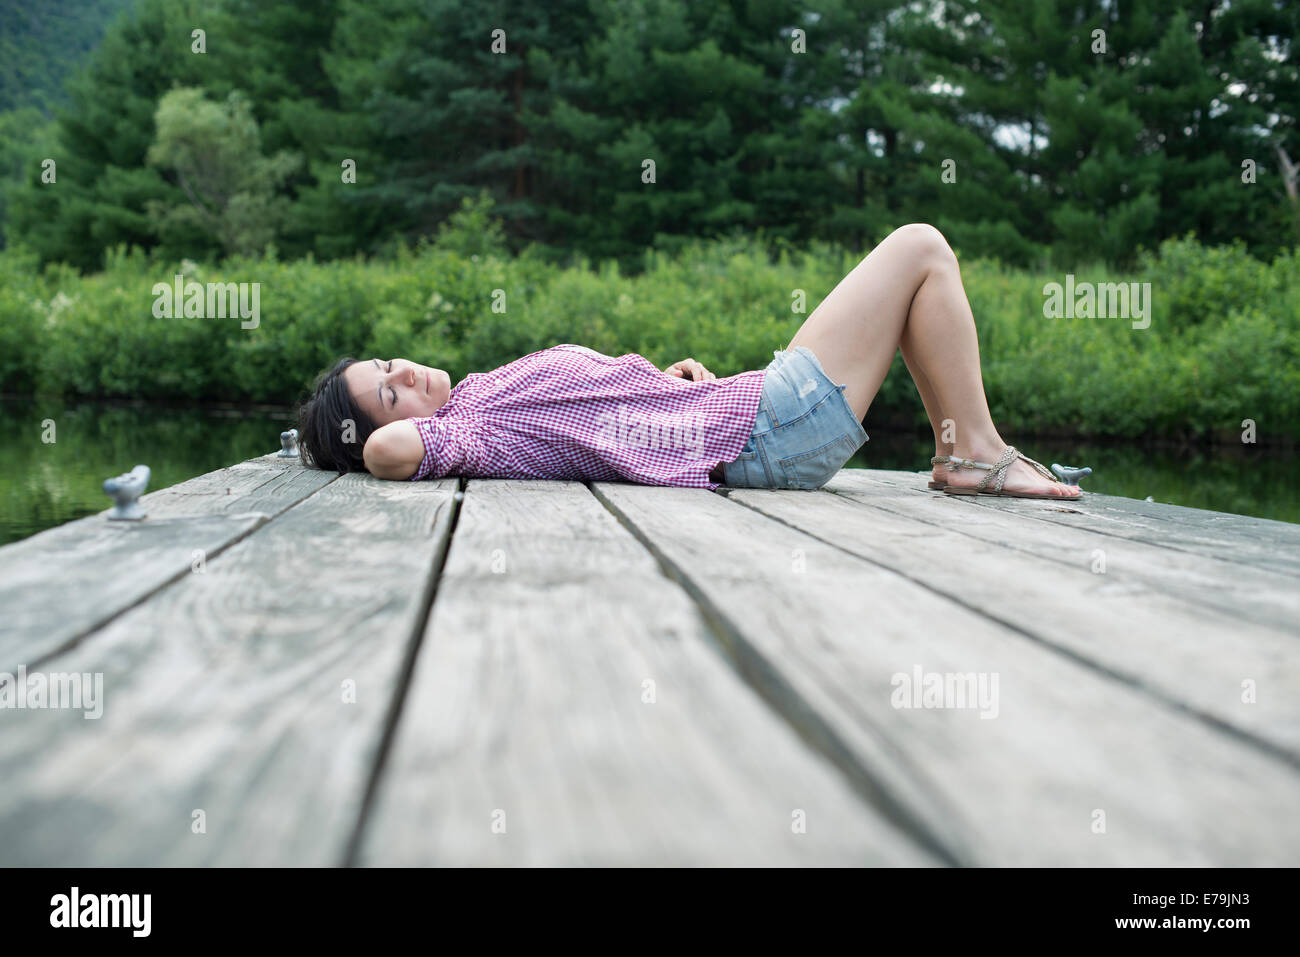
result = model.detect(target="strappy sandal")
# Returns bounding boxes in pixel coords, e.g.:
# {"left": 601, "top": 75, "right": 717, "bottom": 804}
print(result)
{"left": 928, "top": 455, "right": 949, "bottom": 490}
{"left": 942, "top": 446, "right": 1082, "bottom": 500}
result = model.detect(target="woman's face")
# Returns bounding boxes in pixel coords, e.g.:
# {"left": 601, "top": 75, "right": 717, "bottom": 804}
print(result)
{"left": 344, "top": 357, "right": 452, "bottom": 426}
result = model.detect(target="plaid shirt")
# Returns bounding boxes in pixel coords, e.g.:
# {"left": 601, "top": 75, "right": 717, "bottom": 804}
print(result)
{"left": 407, "top": 344, "right": 765, "bottom": 489}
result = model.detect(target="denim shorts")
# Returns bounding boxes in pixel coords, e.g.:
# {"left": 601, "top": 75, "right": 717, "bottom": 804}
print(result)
{"left": 720, "top": 346, "right": 868, "bottom": 490}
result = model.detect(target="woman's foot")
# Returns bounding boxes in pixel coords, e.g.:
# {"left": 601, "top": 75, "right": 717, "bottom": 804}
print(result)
{"left": 941, "top": 444, "right": 1080, "bottom": 497}
{"left": 929, "top": 455, "right": 951, "bottom": 489}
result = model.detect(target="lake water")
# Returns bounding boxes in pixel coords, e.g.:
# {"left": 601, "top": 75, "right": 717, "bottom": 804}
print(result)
{"left": 1, "top": 399, "right": 295, "bottom": 546}
{"left": 1, "top": 398, "right": 1295, "bottom": 546}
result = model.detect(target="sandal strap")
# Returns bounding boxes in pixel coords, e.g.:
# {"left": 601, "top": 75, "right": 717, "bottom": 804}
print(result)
{"left": 930, "top": 455, "right": 950, "bottom": 466}
{"left": 984, "top": 446, "right": 1019, "bottom": 492}
{"left": 946, "top": 453, "right": 1000, "bottom": 473}
{"left": 1015, "top": 450, "right": 1058, "bottom": 483}
{"left": 947, "top": 446, "right": 1064, "bottom": 493}
{"left": 946, "top": 455, "right": 988, "bottom": 471}
{"left": 946, "top": 447, "right": 1019, "bottom": 492}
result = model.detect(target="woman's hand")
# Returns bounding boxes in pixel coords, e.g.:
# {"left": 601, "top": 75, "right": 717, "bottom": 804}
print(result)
{"left": 663, "top": 358, "right": 716, "bottom": 381}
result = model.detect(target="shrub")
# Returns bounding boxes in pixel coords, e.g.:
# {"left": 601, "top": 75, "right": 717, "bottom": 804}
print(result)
{"left": 0, "top": 234, "right": 1294, "bottom": 442}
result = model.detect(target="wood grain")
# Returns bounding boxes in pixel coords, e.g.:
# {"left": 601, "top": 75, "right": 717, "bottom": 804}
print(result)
{"left": 0, "top": 474, "right": 457, "bottom": 866}
{"left": 358, "top": 479, "right": 934, "bottom": 866}
{"left": 595, "top": 481, "right": 1300, "bottom": 865}
{"left": 729, "top": 484, "right": 1300, "bottom": 760}
{"left": 846, "top": 468, "right": 1300, "bottom": 575}
{"left": 0, "top": 457, "right": 336, "bottom": 668}
{"left": 824, "top": 470, "right": 1300, "bottom": 630}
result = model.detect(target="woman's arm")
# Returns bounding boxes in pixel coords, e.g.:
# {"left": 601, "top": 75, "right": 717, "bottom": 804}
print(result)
{"left": 363, "top": 419, "right": 425, "bottom": 480}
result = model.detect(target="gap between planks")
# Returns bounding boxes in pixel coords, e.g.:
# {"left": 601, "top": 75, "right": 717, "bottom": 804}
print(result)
{"left": 722, "top": 484, "right": 1299, "bottom": 769}
{"left": 342, "top": 478, "right": 465, "bottom": 866}
{"left": 590, "top": 480, "right": 1300, "bottom": 864}
{"left": 589, "top": 482, "right": 966, "bottom": 865}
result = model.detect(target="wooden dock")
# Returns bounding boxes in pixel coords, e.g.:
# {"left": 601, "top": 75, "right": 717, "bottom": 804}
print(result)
{"left": 1, "top": 452, "right": 1297, "bottom": 866}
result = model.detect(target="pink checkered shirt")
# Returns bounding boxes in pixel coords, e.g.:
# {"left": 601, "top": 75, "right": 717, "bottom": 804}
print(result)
{"left": 406, "top": 344, "right": 765, "bottom": 489}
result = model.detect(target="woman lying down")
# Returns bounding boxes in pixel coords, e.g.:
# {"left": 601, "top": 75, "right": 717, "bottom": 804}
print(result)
{"left": 295, "top": 224, "right": 1081, "bottom": 500}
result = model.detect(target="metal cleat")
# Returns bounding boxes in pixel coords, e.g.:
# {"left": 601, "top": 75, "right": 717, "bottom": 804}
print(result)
{"left": 1050, "top": 463, "right": 1093, "bottom": 487}
{"left": 103, "top": 465, "right": 151, "bottom": 520}
{"left": 278, "top": 428, "right": 299, "bottom": 458}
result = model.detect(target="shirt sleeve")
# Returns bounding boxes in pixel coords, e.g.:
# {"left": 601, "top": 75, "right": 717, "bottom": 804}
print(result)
{"left": 406, "top": 416, "right": 495, "bottom": 481}
{"left": 551, "top": 343, "right": 686, "bottom": 383}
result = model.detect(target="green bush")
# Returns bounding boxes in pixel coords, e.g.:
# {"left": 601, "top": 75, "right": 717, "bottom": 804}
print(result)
{"left": 0, "top": 233, "right": 1295, "bottom": 442}
{"left": 0, "top": 246, "right": 46, "bottom": 393}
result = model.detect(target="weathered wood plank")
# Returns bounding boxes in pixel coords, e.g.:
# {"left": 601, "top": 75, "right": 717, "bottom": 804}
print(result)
{"left": 820, "top": 471, "right": 1300, "bottom": 632}
{"left": 357, "top": 479, "right": 934, "bottom": 866}
{"left": 0, "top": 474, "right": 458, "bottom": 866}
{"left": 727, "top": 485, "right": 1300, "bottom": 760}
{"left": 849, "top": 468, "right": 1300, "bottom": 575}
{"left": 142, "top": 453, "right": 337, "bottom": 519}
{"left": 0, "top": 456, "right": 336, "bottom": 668}
{"left": 594, "top": 482, "right": 1300, "bottom": 865}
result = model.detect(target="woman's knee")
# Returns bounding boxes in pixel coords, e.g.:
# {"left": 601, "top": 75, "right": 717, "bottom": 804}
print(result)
{"left": 887, "top": 223, "right": 958, "bottom": 271}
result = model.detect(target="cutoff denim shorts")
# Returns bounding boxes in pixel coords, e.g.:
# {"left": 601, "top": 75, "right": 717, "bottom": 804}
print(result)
{"left": 720, "top": 346, "right": 868, "bottom": 490}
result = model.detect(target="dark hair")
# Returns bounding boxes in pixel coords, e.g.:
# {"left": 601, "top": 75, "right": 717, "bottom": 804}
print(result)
{"left": 295, "top": 357, "right": 377, "bottom": 473}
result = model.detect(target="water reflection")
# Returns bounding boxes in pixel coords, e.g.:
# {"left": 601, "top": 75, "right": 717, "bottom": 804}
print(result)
{"left": 0, "top": 399, "right": 294, "bottom": 546}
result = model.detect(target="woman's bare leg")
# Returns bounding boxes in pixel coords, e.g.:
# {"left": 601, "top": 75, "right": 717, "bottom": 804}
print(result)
{"left": 787, "top": 223, "right": 1078, "bottom": 496}
{"left": 900, "top": 348, "right": 952, "bottom": 465}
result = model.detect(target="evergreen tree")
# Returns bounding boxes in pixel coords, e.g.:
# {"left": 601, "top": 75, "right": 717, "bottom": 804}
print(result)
{"left": 2, "top": 0, "right": 1294, "bottom": 269}
{"left": 5, "top": 0, "right": 210, "bottom": 267}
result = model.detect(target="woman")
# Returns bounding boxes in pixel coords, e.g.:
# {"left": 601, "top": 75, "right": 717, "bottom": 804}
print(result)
{"left": 296, "top": 224, "right": 1081, "bottom": 499}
